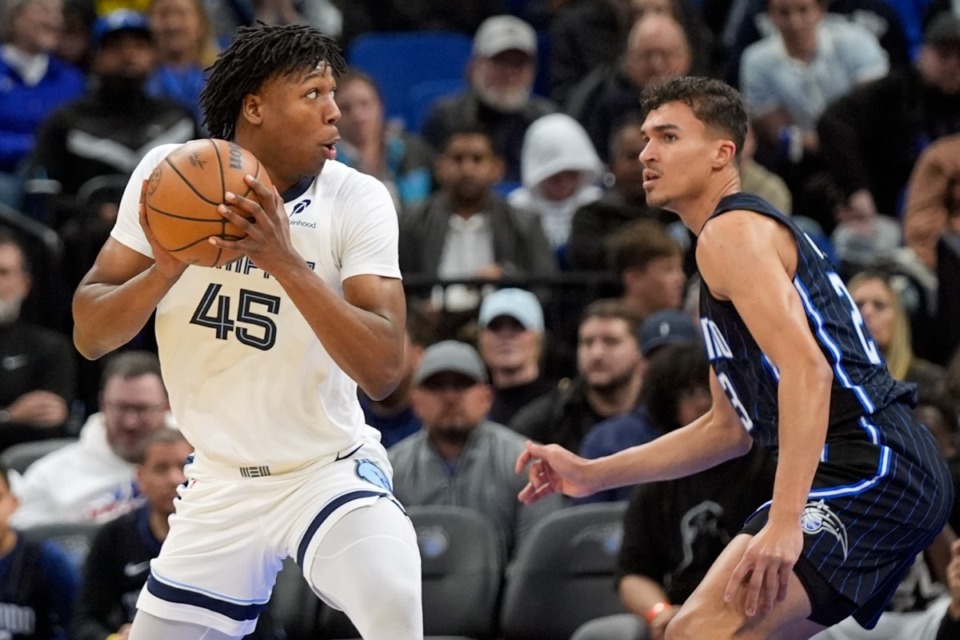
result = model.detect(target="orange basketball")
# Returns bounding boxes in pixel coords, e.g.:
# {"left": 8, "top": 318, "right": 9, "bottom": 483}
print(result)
{"left": 144, "top": 139, "right": 273, "bottom": 268}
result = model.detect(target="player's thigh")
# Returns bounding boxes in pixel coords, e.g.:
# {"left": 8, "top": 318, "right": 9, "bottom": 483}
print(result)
{"left": 665, "top": 534, "right": 825, "bottom": 640}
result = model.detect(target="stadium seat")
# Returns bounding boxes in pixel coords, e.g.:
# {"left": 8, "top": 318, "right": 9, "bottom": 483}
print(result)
{"left": 1, "top": 437, "right": 77, "bottom": 475}
{"left": 319, "top": 504, "right": 506, "bottom": 639}
{"left": 346, "top": 31, "right": 473, "bottom": 130}
{"left": 404, "top": 78, "right": 466, "bottom": 134}
{"left": 499, "top": 502, "right": 629, "bottom": 640}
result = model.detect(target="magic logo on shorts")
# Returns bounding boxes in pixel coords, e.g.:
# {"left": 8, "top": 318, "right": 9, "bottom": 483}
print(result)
{"left": 355, "top": 458, "right": 392, "bottom": 492}
{"left": 801, "top": 500, "right": 848, "bottom": 560}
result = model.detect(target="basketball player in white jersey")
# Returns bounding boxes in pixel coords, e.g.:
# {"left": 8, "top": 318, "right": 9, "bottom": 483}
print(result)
{"left": 72, "top": 24, "right": 422, "bottom": 640}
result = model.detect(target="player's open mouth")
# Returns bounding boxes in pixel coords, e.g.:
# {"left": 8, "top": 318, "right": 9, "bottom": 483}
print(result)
{"left": 321, "top": 140, "right": 338, "bottom": 161}
{"left": 643, "top": 170, "right": 659, "bottom": 188}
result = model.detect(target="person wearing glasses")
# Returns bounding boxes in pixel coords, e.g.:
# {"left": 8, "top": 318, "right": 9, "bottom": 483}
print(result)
{"left": 11, "top": 350, "right": 177, "bottom": 528}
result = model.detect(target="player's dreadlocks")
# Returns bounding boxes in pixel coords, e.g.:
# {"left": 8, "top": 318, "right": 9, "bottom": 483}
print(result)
{"left": 201, "top": 23, "right": 347, "bottom": 141}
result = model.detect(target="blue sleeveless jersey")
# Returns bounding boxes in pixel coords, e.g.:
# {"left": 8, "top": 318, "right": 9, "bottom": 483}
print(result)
{"left": 698, "top": 193, "right": 915, "bottom": 449}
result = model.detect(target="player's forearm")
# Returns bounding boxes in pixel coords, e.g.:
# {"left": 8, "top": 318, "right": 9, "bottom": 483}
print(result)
{"left": 769, "top": 363, "right": 832, "bottom": 524}
{"left": 72, "top": 266, "right": 179, "bottom": 360}
{"left": 595, "top": 411, "right": 751, "bottom": 491}
{"left": 272, "top": 265, "right": 404, "bottom": 399}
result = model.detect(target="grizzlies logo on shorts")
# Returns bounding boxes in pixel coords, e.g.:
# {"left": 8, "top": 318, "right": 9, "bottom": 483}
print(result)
{"left": 355, "top": 458, "right": 392, "bottom": 491}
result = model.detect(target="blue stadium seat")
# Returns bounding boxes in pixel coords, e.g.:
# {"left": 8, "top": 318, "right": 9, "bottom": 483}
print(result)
{"left": 347, "top": 31, "right": 473, "bottom": 130}
{"left": 405, "top": 78, "right": 466, "bottom": 134}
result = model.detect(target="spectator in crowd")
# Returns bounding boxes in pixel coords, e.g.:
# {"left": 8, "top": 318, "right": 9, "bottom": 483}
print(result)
{"left": 740, "top": 123, "right": 792, "bottom": 215}
{"left": 817, "top": 10, "right": 960, "bottom": 223}
{"left": 358, "top": 305, "right": 431, "bottom": 449}
{"left": 571, "top": 13, "right": 694, "bottom": 162}
{"left": 11, "top": 351, "right": 173, "bottom": 528}
{"left": 145, "top": 0, "right": 218, "bottom": 128}
{"left": 607, "top": 218, "right": 686, "bottom": 322}
{"left": 0, "top": 462, "right": 80, "bottom": 640}
{"left": 421, "top": 15, "right": 557, "bottom": 184}
{"left": 71, "top": 428, "right": 285, "bottom": 640}
{"left": 57, "top": 0, "right": 96, "bottom": 71}
{"left": 740, "top": 0, "right": 888, "bottom": 172}
{"left": 0, "top": 0, "right": 86, "bottom": 211}
{"left": 335, "top": 70, "right": 434, "bottom": 214}
{"left": 507, "top": 113, "right": 603, "bottom": 268}
{"left": 579, "top": 321, "right": 706, "bottom": 503}
{"left": 914, "top": 391, "right": 960, "bottom": 534}
{"left": 549, "top": 0, "right": 714, "bottom": 107}
{"left": 477, "top": 288, "right": 556, "bottom": 426}
{"left": 70, "top": 429, "right": 192, "bottom": 640}
{"left": 510, "top": 298, "right": 645, "bottom": 452}
{"left": 902, "top": 133, "right": 960, "bottom": 273}
{"left": 399, "top": 125, "right": 556, "bottom": 315}
{"left": 567, "top": 116, "right": 670, "bottom": 272}
{"left": 936, "top": 538, "right": 960, "bottom": 640}
{"left": 389, "top": 340, "right": 563, "bottom": 557}
{"left": 27, "top": 8, "right": 198, "bottom": 231}
{"left": 0, "top": 228, "right": 76, "bottom": 453}
{"left": 617, "top": 441, "right": 777, "bottom": 640}
{"left": 847, "top": 270, "right": 946, "bottom": 389}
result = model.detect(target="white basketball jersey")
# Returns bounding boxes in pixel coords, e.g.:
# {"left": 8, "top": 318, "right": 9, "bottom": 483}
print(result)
{"left": 112, "top": 143, "right": 401, "bottom": 468}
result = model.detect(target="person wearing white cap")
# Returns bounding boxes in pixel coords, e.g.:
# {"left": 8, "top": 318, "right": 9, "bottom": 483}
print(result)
{"left": 421, "top": 14, "right": 557, "bottom": 184}
{"left": 388, "top": 340, "right": 563, "bottom": 558}
{"left": 477, "top": 288, "right": 556, "bottom": 424}
{"left": 506, "top": 113, "right": 604, "bottom": 266}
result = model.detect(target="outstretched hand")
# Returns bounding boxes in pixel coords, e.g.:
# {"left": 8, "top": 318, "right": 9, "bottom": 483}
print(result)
{"left": 724, "top": 520, "right": 802, "bottom": 617}
{"left": 515, "top": 440, "right": 596, "bottom": 504}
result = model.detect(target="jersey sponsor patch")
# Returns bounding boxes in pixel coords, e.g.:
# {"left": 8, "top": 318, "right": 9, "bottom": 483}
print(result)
{"left": 355, "top": 458, "right": 391, "bottom": 491}
{"left": 801, "top": 499, "right": 849, "bottom": 560}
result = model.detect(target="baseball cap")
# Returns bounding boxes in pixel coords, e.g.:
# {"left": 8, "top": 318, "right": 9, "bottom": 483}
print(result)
{"left": 924, "top": 11, "right": 960, "bottom": 47}
{"left": 638, "top": 310, "right": 699, "bottom": 357}
{"left": 93, "top": 9, "right": 151, "bottom": 47}
{"left": 473, "top": 15, "right": 537, "bottom": 58}
{"left": 478, "top": 288, "right": 544, "bottom": 332}
{"left": 413, "top": 341, "right": 489, "bottom": 386}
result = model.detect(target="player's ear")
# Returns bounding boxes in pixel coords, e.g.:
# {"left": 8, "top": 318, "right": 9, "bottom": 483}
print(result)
{"left": 241, "top": 93, "right": 264, "bottom": 126}
{"left": 712, "top": 139, "right": 737, "bottom": 169}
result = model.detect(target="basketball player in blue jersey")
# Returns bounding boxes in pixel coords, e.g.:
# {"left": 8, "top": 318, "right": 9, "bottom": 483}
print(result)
{"left": 516, "top": 76, "right": 953, "bottom": 639}
{"left": 72, "top": 24, "right": 422, "bottom": 640}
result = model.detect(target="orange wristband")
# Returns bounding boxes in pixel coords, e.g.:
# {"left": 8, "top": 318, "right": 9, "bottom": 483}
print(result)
{"left": 646, "top": 601, "right": 670, "bottom": 623}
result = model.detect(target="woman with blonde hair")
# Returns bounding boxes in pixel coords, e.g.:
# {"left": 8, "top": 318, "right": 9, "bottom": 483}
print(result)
{"left": 847, "top": 270, "right": 945, "bottom": 388}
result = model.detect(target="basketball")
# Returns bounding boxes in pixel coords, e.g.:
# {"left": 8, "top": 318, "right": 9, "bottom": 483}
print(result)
{"left": 144, "top": 138, "right": 273, "bottom": 267}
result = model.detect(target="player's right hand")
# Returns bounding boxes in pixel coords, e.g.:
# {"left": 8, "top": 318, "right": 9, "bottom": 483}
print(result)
{"left": 515, "top": 441, "right": 596, "bottom": 504}
{"left": 138, "top": 179, "right": 188, "bottom": 280}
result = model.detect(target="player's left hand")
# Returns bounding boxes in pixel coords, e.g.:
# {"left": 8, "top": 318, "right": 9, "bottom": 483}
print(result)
{"left": 724, "top": 520, "right": 802, "bottom": 617}
{"left": 212, "top": 174, "right": 301, "bottom": 275}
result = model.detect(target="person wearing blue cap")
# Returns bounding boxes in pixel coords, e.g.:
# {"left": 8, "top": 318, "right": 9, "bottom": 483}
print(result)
{"left": 477, "top": 288, "right": 556, "bottom": 425}
{"left": 27, "top": 8, "right": 198, "bottom": 228}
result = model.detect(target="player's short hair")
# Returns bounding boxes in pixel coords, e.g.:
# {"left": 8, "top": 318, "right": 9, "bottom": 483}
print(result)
{"left": 131, "top": 428, "right": 190, "bottom": 465}
{"left": 201, "top": 23, "right": 346, "bottom": 140}
{"left": 640, "top": 76, "right": 747, "bottom": 159}
{"left": 100, "top": 350, "right": 164, "bottom": 392}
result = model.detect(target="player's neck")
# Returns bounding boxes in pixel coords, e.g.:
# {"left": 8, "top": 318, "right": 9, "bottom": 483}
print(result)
{"left": 679, "top": 174, "right": 741, "bottom": 236}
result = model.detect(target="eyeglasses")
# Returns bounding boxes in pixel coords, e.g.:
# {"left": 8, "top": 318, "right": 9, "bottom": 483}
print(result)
{"left": 103, "top": 402, "right": 166, "bottom": 418}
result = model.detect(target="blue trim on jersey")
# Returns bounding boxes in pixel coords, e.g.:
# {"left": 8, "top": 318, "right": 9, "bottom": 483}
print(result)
{"left": 296, "top": 489, "right": 387, "bottom": 566}
{"left": 761, "top": 355, "right": 780, "bottom": 381}
{"left": 793, "top": 278, "right": 875, "bottom": 414}
{"left": 280, "top": 176, "right": 314, "bottom": 203}
{"left": 146, "top": 573, "right": 267, "bottom": 621}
